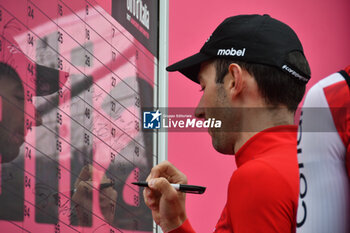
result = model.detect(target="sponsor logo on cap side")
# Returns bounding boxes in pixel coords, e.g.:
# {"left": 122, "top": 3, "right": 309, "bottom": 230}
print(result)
{"left": 217, "top": 48, "right": 246, "bottom": 57}
{"left": 282, "top": 65, "right": 308, "bottom": 82}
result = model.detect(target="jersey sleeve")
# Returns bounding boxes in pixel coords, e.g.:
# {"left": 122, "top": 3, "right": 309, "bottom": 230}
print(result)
{"left": 169, "top": 219, "right": 196, "bottom": 233}
{"left": 227, "top": 161, "right": 296, "bottom": 233}
{"left": 323, "top": 75, "right": 350, "bottom": 178}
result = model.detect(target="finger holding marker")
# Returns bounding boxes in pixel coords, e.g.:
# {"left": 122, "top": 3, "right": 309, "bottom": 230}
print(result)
{"left": 144, "top": 177, "right": 187, "bottom": 232}
{"left": 143, "top": 161, "right": 188, "bottom": 232}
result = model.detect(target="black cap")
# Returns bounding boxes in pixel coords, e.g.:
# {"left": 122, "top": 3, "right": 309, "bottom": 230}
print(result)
{"left": 167, "top": 14, "right": 310, "bottom": 84}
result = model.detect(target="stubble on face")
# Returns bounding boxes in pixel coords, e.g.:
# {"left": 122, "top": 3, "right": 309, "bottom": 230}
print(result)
{"left": 197, "top": 61, "right": 242, "bottom": 155}
{"left": 209, "top": 84, "right": 242, "bottom": 155}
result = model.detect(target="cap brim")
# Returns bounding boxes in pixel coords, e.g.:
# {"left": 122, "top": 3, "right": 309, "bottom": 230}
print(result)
{"left": 166, "top": 52, "right": 212, "bottom": 83}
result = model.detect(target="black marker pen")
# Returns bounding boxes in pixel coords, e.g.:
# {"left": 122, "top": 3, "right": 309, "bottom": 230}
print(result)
{"left": 132, "top": 181, "right": 206, "bottom": 194}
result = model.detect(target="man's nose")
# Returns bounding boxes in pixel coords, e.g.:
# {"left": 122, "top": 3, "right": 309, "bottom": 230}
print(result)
{"left": 194, "top": 96, "right": 205, "bottom": 119}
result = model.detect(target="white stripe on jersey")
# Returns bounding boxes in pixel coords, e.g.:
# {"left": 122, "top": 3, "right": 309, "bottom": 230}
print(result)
{"left": 297, "top": 72, "right": 350, "bottom": 233}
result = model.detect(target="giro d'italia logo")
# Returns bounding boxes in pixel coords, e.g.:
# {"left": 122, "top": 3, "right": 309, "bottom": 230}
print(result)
{"left": 143, "top": 110, "right": 161, "bottom": 129}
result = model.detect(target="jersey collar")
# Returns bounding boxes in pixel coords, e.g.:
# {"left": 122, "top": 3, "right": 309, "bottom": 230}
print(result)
{"left": 234, "top": 125, "right": 298, "bottom": 167}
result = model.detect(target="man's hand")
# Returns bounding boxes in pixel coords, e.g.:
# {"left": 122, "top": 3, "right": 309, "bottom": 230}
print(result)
{"left": 143, "top": 161, "right": 188, "bottom": 232}
{"left": 72, "top": 165, "right": 117, "bottom": 226}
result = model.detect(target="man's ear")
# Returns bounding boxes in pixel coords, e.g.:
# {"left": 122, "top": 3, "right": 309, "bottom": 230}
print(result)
{"left": 227, "top": 63, "right": 244, "bottom": 98}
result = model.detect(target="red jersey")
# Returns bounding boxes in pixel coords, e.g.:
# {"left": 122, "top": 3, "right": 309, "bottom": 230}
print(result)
{"left": 170, "top": 125, "right": 299, "bottom": 233}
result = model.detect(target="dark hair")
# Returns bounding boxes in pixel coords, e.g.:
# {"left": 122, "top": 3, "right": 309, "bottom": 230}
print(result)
{"left": 214, "top": 51, "right": 311, "bottom": 112}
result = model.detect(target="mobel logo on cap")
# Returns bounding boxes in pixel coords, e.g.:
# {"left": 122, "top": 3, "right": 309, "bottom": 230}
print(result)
{"left": 217, "top": 47, "right": 246, "bottom": 57}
